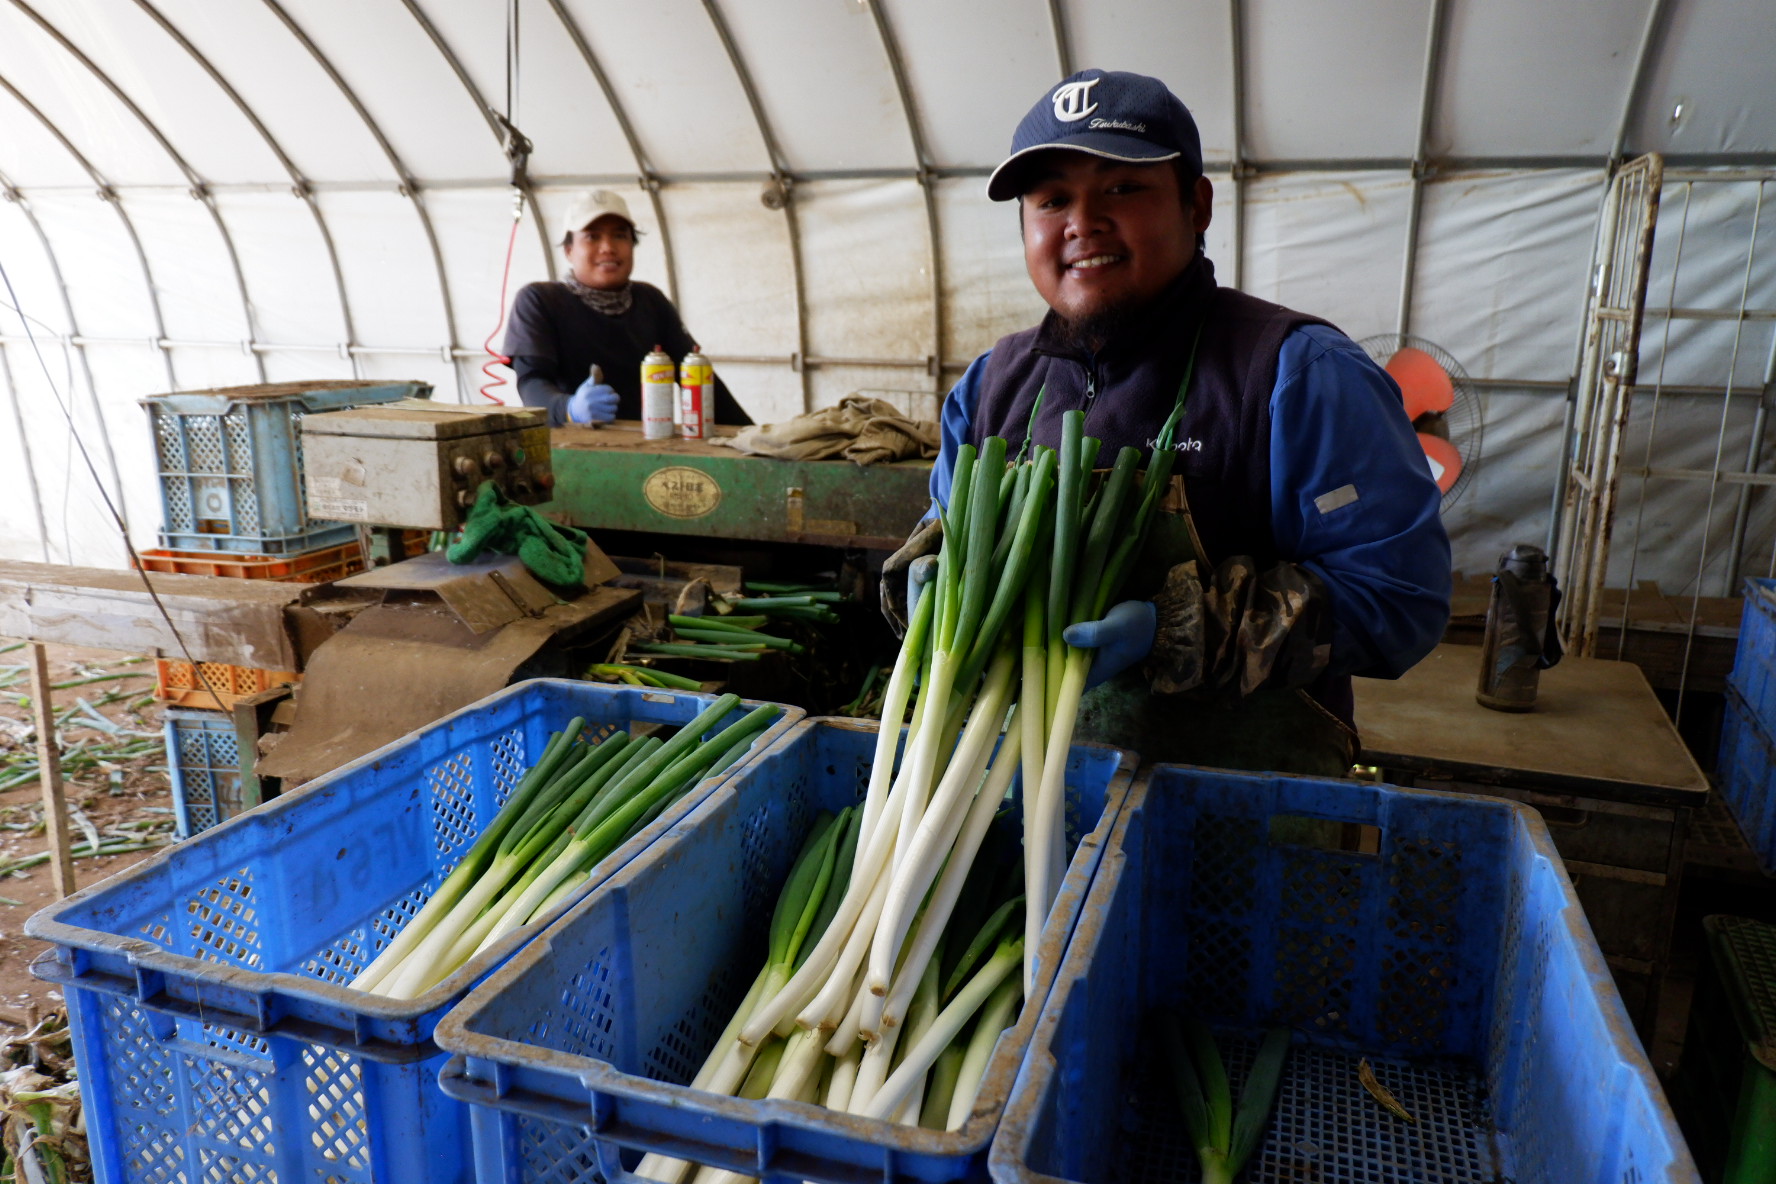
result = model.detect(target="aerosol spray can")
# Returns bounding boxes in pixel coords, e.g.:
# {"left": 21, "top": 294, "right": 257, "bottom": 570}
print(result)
{"left": 678, "top": 347, "right": 711, "bottom": 440}
{"left": 641, "top": 345, "right": 675, "bottom": 441}
{"left": 1477, "top": 543, "right": 1563, "bottom": 712}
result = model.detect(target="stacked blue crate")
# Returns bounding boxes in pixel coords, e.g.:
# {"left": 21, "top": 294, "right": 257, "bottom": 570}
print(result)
{"left": 1720, "top": 577, "right": 1776, "bottom": 873}
{"left": 989, "top": 763, "right": 1698, "bottom": 1184}
{"left": 163, "top": 704, "right": 246, "bottom": 838}
{"left": 142, "top": 378, "right": 426, "bottom": 555}
{"left": 29, "top": 681, "right": 802, "bottom": 1184}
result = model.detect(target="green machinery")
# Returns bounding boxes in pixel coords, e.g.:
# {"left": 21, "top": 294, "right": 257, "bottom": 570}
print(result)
{"left": 539, "top": 427, "right": 930, "bottom": 551}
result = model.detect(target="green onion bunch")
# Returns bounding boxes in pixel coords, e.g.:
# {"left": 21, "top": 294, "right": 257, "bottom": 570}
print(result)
{"left": 351, "top": 694, "right": 781, "bottom": 999}
{"left": 637, "top": 411, "right": 1171, "bottom": 1178}
{"left": 636, "top": 812, "right": 1027, "bottom": 1184}
{"left": 711, "top": 581, "right": 847, "bottom": 625}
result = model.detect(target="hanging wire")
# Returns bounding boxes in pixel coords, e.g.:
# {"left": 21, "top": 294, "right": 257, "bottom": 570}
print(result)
{"left": 477, "top": 0, "right": 525, "bottom": 404}
{"left": 0, "top": 257, "right": 222, "bottom": 707}
{"left": 478, "top": 192, "right": 524, "bottom": 405}
{"left": 1676, "top": 178, "right": 1766, "bottom": 725}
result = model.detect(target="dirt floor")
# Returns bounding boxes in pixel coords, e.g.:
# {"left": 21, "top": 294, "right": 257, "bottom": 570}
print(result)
{"left": 0, "top": 640, "right": 176, "bottom": 1036}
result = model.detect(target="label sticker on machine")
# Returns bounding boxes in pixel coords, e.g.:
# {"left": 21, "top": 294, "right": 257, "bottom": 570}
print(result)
{"left": 310, "top": 497, "right": 370, "bottom": 520}
{"left": 643, "top": 466, "right": 722, "bottom": 519}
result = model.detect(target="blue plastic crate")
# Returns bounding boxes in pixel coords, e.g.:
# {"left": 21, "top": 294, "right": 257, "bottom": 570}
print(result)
{"left": 435, "top": 717, "right": 1138, "bottom": 1184}
{"left": 1730, "top": 578, "right": 1776, "bottom": 741}
{"left": 26, "top": 680, "right": 801, "bottom": 1184}
{"left": 164, "top": 705, "right": 246, "bottom": 838}
{"left": 144, "top": 379, "right": 426, "bottom": 554}
{"left": 990, "top": 764, "right": 1698, "bottom": 1184}
{"left": 1719, "top": 683, "right": 1776, "bottom": 875}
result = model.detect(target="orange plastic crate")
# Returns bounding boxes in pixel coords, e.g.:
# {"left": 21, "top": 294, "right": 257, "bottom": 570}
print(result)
{"left": 135, "top": 541, "right": 367, "bottom": 583}
{"left": 154, "top": 659, "right": 300, "bottom": 712}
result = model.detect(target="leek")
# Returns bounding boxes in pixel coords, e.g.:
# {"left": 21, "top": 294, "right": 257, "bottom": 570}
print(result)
{"left": 1159, "top": 1014, "right": 1291, "bottom": 1184}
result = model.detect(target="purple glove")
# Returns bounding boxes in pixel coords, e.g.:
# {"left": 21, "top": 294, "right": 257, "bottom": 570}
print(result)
{"left": 1063, "top": 600, "right": 1157, "bottom": 690}
{"left": 568, "top": 378, "right": 619, "bottom": 424}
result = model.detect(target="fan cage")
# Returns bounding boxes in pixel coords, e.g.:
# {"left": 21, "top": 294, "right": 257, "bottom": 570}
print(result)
{"left": 1355, "top": 333, "right": 1484, "bottom": 512}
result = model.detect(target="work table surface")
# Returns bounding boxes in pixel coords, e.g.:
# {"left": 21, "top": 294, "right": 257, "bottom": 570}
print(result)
{"left": 1352, "top": 642, "right": 1709, "bottom": 807}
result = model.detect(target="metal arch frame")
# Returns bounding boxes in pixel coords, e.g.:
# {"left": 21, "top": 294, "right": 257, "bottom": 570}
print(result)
{"left": 866, "top": 0, "right": 945, "bottom": 397}
{"left": 1227, "top": 0, "right": 1249, "bottom": 289}
{"left": 0, "top": 75, "right": 174, "bottom": 397}
{"left": 0, "top": 343, "right": 47, "bottom": 561}
{"left": 0, "top": 77, "right": 150, "bottom": 526}
{"left": 398, "top": 0, "right": 556, "bottom": 287}
{"left": 1395, "top": 0, "right": 1450, "bottom": 339}
{"left": 701, "top": 0, "right": 812, "bottom": 413}
{"left": 1612, "top": 0, "right": 1675, "bottom": 168}
{"left": 10, "top": 0, "right": 266, "bottom": 383}
{"left": 1047, "top": 0, "right": 1074, "bottom": 79}
{"left": 541, "top": 0, "right": 679, "bottom": 303}
{"left": 0, "top": 181, "right": 51, "bottom": 562}
{"left": 11, "top": 153, "right": 1773, "bottom": 192}
{"left": 260, "top": 0, "right": 464, "bottom": 398}
{"left": 1546, "top": 0, "right": 1675, "bottom": 555}
{"left": 129, "top": 0, "right": 362, "bottom": 377}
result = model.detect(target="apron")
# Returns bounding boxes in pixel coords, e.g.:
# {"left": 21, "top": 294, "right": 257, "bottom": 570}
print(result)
{"left": 1023, "top": 326, "right": 1357, "bottom": 780}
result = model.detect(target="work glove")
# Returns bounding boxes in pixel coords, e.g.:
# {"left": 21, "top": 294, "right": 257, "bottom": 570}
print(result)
{"left": 880, "top": 516, "right": 942, "bottom": 636}
{"left": 1063, "top": 600, "right": 1157, "bottom": 690}
{"left": 1145, "top": 557, "right": 1333, "bottom": 697}
{"left": 567, "top": 377, "right": 619, "bottom": 424}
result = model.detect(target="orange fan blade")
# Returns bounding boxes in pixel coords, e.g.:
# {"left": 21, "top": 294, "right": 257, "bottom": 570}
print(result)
{"left": 1386, "top": 346, "right": 1455, "bottom": 422}
{"left": 1418, "top": 432, "right": 1462, "bottom": 494}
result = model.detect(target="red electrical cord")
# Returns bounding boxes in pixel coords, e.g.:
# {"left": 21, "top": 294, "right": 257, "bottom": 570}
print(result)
{"left": 478, "top": 208, "right": 525, "bottom": 404}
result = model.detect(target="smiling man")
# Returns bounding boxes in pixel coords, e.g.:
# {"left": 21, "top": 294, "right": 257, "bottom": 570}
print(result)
{"left": 892, "top": 69, "right": 1451, "bottom": 775}
{"left": 504, "top": 190, "right": 750, "bottom": 427}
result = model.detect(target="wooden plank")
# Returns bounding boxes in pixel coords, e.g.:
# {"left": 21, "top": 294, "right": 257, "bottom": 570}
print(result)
{"left": 1354, "top": 643, "right": 1710, "bottom": 807}
{"left": 27, "top": 643, "right": 75, "bottom": 899}
{"left": 0, "top": 560, "right": 301, "bottom": 668}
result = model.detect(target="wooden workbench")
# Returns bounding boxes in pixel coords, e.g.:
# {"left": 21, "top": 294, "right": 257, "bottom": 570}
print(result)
{"left": 1354, "top": 643, "right": 1708, "bottom": 808}
{"left": 1353, "top": 642, "right": 1710, "bottom": 1045}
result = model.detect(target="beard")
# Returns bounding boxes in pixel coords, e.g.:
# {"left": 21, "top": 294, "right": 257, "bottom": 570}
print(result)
{"left": 1054, "top": 295, "right": 1143, "bottom": 353}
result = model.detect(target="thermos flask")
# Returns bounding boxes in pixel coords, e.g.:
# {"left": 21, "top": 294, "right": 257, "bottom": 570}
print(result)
{"left": 1476, "top": 543, "right": 1562, "bottom": 712}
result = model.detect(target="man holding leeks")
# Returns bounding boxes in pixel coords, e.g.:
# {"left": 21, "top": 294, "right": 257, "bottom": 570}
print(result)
{"left": 887, "top": 69, "right": 1450, "bottom": 777}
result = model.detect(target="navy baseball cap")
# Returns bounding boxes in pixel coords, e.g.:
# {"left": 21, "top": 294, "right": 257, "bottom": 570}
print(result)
{"left": 987, "top": 69, "right": 1204, "bottom": 201}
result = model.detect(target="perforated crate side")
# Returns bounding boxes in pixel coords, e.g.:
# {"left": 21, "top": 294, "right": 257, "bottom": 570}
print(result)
{"left": 164, "top": 706, "right": 244, "bottom": 838}
{"left": 988, "top": 766, "right": 1698, "bottom": 1184}
{"left": 31, "top": 681, "right": 801, "bottom": 1184}
{"left": 434, "top": 718, "right": 1138, "bottom": 1184}
{"left": 136, "top": 540, "right": 367, "bottom": 582}
{"left": 155, "top": 659, "right": 301, "bottom": 714}
{"left": 1730, "top": 578, "right": 1776, "bottom": 736}
{"left": 144, "top": 380, "right": 421, "bottom": 554}
{"left": 1719, "top": 686, "right": 1776, "bottom": 875}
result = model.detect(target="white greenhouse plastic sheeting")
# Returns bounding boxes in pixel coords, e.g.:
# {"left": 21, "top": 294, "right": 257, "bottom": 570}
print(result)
{"left": 0, "top": 0, "right": 1772, "bottom": 595}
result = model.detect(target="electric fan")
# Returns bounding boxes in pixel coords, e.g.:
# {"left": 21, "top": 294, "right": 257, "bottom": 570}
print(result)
{"left": 1356, "top": 334, "right": 1483, "bottom": 512}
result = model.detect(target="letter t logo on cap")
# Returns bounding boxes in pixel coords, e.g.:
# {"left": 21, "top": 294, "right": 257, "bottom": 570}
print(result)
{"left": 1051, "top": 78, "right": 1100, "bottom": 123}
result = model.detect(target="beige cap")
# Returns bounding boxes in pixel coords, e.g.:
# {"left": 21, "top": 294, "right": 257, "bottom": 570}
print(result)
{"left": 562, "top": 189, "right": 635, "bottom": 235}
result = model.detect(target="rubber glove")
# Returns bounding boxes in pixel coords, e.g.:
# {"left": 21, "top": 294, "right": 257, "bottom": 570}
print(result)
{"left": 904, "top": 555, "right": 939, "bottom": 631}
{"left": 567, "top": 377, "right": 619, "bottom": 424}
{"left": 1063, "top": 600, "right": 1157, "bottom": 690}
{"left": 879, "top": 516, "right": 942, "bottom": 636}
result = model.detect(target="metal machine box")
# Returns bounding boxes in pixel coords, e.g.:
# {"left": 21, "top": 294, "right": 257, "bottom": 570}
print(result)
{"left": 301, "top": 402, "right": 552, "bottom": 529}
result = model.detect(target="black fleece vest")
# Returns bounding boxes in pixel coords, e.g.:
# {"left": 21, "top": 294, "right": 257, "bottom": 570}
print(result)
{"left": 968, "top": 258, "right": 1327, "bottom": 571}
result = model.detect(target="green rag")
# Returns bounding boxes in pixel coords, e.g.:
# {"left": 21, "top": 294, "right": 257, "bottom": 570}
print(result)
{"left": 447, "top": 480, "right": 590, "bottom": 589}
